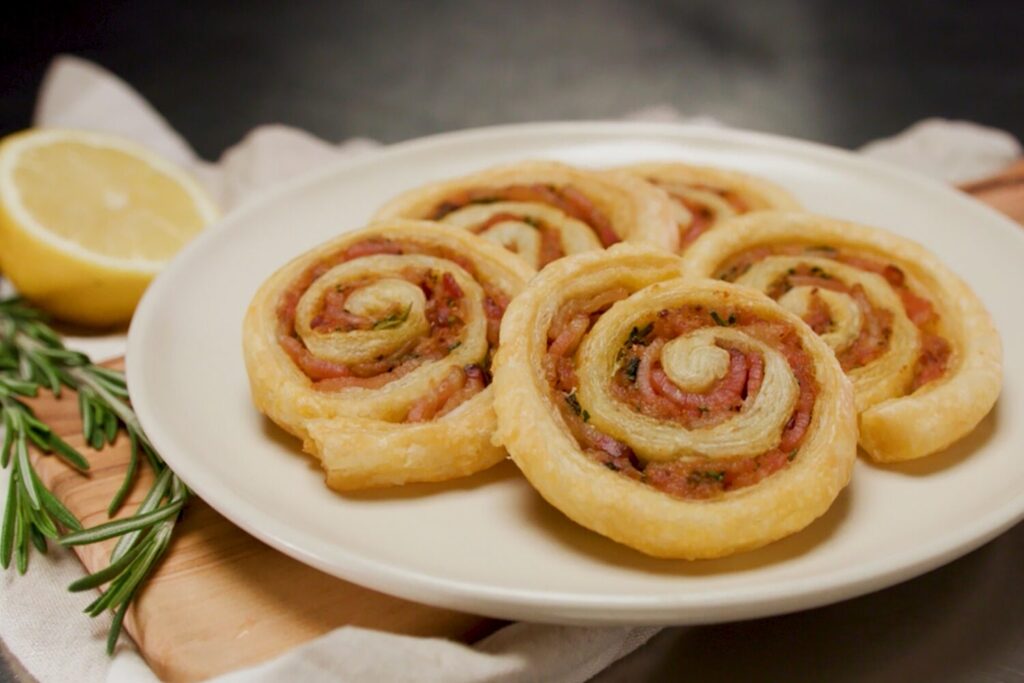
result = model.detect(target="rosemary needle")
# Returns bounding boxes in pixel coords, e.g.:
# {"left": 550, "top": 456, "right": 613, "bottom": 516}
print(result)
{"left": 0, "top": 296, "right": 190, "bottom": 654}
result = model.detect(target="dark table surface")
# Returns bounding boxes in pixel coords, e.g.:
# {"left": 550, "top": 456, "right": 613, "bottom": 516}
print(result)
{"left": 2, "top": 1, "right": 1023, "bottom": 681}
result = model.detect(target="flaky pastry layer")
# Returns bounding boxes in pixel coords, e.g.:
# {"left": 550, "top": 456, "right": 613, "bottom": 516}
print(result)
{"left": 682, "top": 211, "right": 1002, "bottom": 462}
{"left": 373, "top": 160, "right": 679, "bottom": 268}
{"left": 492, "top": 245, "right": 856, "bottom": 559}
{"left": 243, "top": 220, "right": 533, "bottom": 489}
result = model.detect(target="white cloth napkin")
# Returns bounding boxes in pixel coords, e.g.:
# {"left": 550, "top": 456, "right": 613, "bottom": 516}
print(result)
{"left": 0, "top": 55, "right": 1020, "bottom": 683}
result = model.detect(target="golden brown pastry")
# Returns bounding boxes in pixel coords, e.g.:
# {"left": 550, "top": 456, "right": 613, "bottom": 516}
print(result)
{"left": 682, "top": 211, "right": 1002, "bottom": 462}
{"left": 492, "top": 245, "right": 856, "bottom": 559}
{"left": 617, "top": 162, "right": 800, "bottom": 251}
{"left": 373, "top": 160, "right": 679, "bottom": 268}
{"left": 243, "top": 220, "right": 533, "bottom": 490}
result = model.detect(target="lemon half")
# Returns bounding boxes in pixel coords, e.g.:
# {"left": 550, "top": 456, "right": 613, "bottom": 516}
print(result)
{"left": 0, "top": 129, "right": 218, "bottom": 326}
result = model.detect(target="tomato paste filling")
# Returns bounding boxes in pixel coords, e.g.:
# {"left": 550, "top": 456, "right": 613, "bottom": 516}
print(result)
{"left": 545, "top": 300, "right": 818, "bottom": 500}
{"left": 277, "top": 238, "right": 510, "bottom": 417}
{"left": 429, "top": 183, "right": 620, "bottom": 248}
{"left": 717, "top": 244, "right": 951, "bottom": 390}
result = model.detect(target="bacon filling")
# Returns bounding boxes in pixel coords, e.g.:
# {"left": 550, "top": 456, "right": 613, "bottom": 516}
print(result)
{"left": 677, "top": 197, "right": 714, "bottom": 247}
{"left": 767, "top": 265, "right": 893, "bottom": 371}
{"left": 430, "top": 184, "right": 620, "bottom": 248}
{"left": 469, "top": 211, "right": 566, "bottom": 267}
{"left": 546, "top": 301, "right": 818, "bottom": 500}
{"left": 719, "top": 245, "right": 951, "bottom": 388}
{"left": 276, "top": 239, "right": 510, "bottom": 418}
{"left": 655, "top": 182, "right": 750, "bottom": 247}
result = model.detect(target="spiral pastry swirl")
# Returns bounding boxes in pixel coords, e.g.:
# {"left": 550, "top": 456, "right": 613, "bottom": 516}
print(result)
{"left": 493, "top": 245, "right": 856, "bottom": 559}
{"left": 243, "top": 220, "right": 533, "bottom": 490}
{"left": 618, "top": 162, "right": 800, "bottom": 251}
{"left": 373, "top": 161, "right": 679, "bottom": 269}
{"left": 682, "top": 211, "right": 1002, "bottom": 462}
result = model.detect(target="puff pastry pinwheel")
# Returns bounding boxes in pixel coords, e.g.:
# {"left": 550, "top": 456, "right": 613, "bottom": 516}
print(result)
{"left": 618, "top": 162, "right": 800, "bottom": 251}
{"left": 492, "top": 245, "right": 856, "bottom": 559}
{"left": 373, "top": 160, "right": 679, "bottom": 269}
{"left": 682, "top": 211, "right": 1002, "bottom": 463}
{"left": 243, "top": 220, "right": 533, "bottom": 490}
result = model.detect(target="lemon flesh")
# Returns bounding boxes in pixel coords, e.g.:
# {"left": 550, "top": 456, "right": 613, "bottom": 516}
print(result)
{"left": 0, "top": 129, "right": 218, "bottom": 326}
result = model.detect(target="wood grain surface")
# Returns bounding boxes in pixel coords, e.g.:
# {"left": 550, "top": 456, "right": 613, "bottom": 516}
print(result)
{"left": 961, "top": 159, "right": 1024, "bottom": 224}
{"left": 22, "top": 160, "right": 1023, "bottom": 682}
{"left": 25, "top": 360, "right": 493, "bottom": 682}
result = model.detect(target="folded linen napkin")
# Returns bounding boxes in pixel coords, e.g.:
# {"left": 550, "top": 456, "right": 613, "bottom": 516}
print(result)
{"left": 0, "top": 55, "right": 1019, "bottom": 683}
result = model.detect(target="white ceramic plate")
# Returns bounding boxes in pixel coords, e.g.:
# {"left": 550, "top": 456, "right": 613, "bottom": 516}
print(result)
{"left": 127, "top": 122, "right": 1024, "bottom": 625}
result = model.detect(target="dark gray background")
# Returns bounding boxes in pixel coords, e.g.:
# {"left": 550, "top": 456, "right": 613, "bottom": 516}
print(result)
{"left": 3, "top": 1, "right": 1023, "bottom": 157}
{"left": 2, "top": 1, "right": 1023, "bottom": 681}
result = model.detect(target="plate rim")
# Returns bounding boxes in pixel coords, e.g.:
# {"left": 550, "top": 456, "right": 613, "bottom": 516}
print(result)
{"left": 126, "top": 120, "right": 1024, "bottom": 624}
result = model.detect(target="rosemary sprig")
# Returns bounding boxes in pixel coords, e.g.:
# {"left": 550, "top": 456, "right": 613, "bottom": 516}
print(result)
{"left": 0, "top": 296, "right": 190, "bottom": 654}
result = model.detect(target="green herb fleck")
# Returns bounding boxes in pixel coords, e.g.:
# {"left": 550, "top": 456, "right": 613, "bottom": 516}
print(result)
{"left": 448, "top": 341, "right": 462, "bottom": 352}
{"left": 788, "top": 450, "right": 798, "bottom": 461}
{"left": 373, "top": 305, "right": 411, "bottom": 330}
{"left": 581, "top": 410, "right": 590, "bottom": 423}
{"left": 626, "top": 323, "right": 654, "bottom": 346}
{"left": 689, "top": 469, "right": 726, "bottom": 485}
{"left": 564, "top": 390, "right": 583, "bottom": 417}
{"left": 710, "top": 311, "right": 735, "bottom": 327}
{"left": 623, "top": 356, "right": 640, "bottom": 382}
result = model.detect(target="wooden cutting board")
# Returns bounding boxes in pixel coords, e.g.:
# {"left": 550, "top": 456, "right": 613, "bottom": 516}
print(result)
{"left": 24, "top": 161, "right": 1024, "bottom": 682}
{"left": 25, "top": 363, "right": 499, "bottom": 682}
{"left": 961, "top": 159, "right": 1024, "bottom": 223}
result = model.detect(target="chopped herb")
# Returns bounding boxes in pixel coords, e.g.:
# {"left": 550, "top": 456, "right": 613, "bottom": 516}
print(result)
{"left": 448, "top": 341, "right": 462, "bottom": 352}
{"left": 719, "top": 267, "right": 735, "bottom": 281}
{"left": 564, "top": 390, "right": 583, "bottom": 417}
{"left": 689, "top": 470, "right": 726, "bottom": 484}
{"left": 623, "top": 356, "right": 640, "bottom": 382}
{"left": 626, "top": 323, "right": 654, "bottom": 346}
{"left": 809, "top": 266, "right": 832, "bottom": 279}
{"left": 710, "top": 310, "right": 735, "bottom": 327}
{"left": 582, "top": 410, "right": 590, "bottom": 423}
{"left": 788, "top": 450, "right": 798, "bottom": 461}
{"left": 373, "top": 305, "right": 411, "bottom": 330}
{"left": 604, "top": 461, "right": 620, "bottom": 471}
